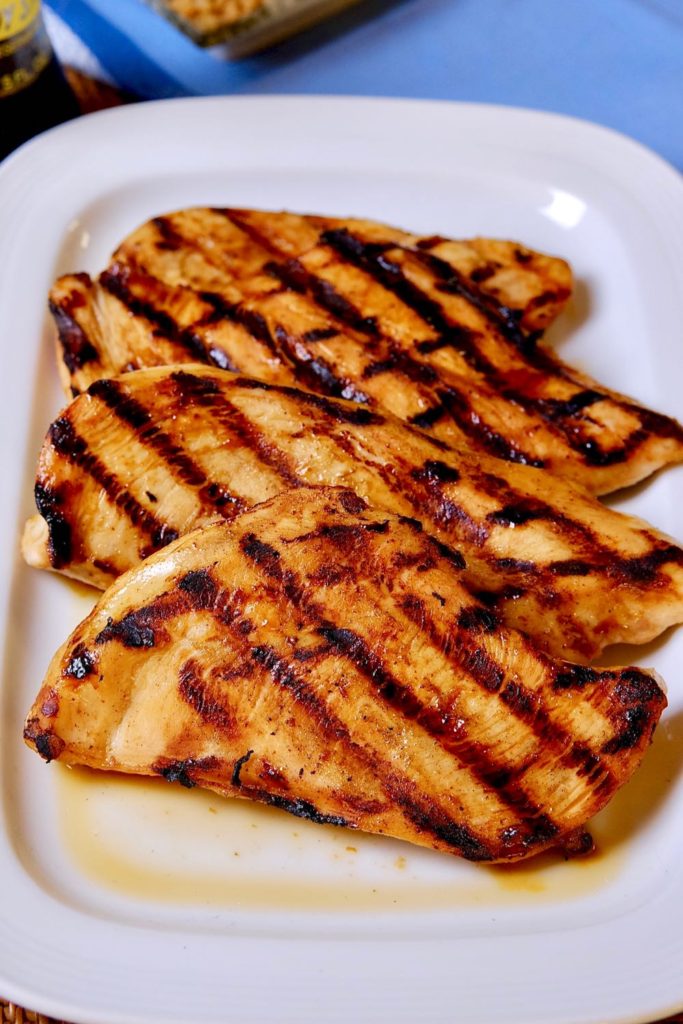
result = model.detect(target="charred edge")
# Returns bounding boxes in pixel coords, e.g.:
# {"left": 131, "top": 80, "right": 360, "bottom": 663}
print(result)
{"left": 254, "top": 790, "right": 349, "bottom": 827}
{"left": 47, "top": 416, "right": 178, "bottom": 551}
{"left": 266, "top": 258, "right": 379, "bottom": 338}
{"left": 398, "top": 804, "right": 493, "bottom": 861}
{"left": 34, "top": 481, "right": 72, "bottom": 568}
{"left": 178, "top": 568, "right": 218, "bottom": 609}
{"left": 231, "top": 749, "right": 254, "bottom": 787}
{"left": 154, "top": 757, "right": 219, "bottom": 789}
{"left": 49, "top": 296, "right": 100, "bottom": 372}
{"left": 602, "top": 706, "right": 653, "bottom": 754}
{"left": 24, "top": 720, "right": 65, "bottom": 762}
{"left": 63, "top": 643, "right": 96, "bottom": 680}
{"left": 615, "top": 544, "right": 683, "bottom": 583}
{"left": 601, "top": 670, "right": 666, "bottom": 753}
{"left": 273, "top": 323, "right": 371, "bottom": 404}
{"left": 178, "top": 659, "right": 233, "bottom": 731}
{"left": 614, "top": 669, "right": 665, "bottom": 706}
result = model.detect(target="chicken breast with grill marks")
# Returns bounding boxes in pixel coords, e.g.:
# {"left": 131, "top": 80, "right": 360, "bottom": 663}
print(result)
{"left": 24, "top": 487, "right": 667, "bottom": 863}
{"left": 49, "top": 208, "right": 683, "bottom": 494}
{"left": 22, "top": 366, "right": 683, "bottom": 662}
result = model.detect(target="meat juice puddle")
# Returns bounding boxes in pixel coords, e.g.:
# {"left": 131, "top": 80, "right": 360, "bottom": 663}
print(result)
{"left": 54, "top": 585, "right": 676, "bottom": 912}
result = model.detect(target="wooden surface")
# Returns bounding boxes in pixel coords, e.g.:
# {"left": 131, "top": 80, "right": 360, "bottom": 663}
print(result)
{"left": 3, "top": 63, "right": 682, "bottom": 1024}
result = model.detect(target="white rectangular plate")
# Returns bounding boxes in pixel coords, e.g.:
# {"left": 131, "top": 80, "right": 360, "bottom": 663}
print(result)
{"left": 1, "top": 96, "right": 683, "bottom": 1024}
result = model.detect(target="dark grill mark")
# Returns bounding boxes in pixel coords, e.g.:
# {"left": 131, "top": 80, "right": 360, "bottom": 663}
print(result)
{"left": 231, "top": 749, "right": 254, "bottom": 787}
{"left": 410, "top": 403, "right": 447, "bottom": 429}
{"left": 412, "top": 459, "right": 460, "bottom": 484}
{"left": 554, "top": 665, "right": 598, "bottom": 691}
{"left": 87, "top": 379, "right": 244, "bottom": 516}
{"left": 178, "top": 569, "right": 218, "bottom": 610}
{"left": 602, "top": 706, "right": 651, "bottom": 753}
{"left": 317, "top": 623, "right": 555, "bottom": 847}
{"left": 246, "top": 641, "right": 491, "bottom": 859}
{"left": 47, "top": 416, "right": 178, "bottom": 553}
{"left": 96, "top": 612, "right": 156, "bottom": 649}
{"left": 265, "top": 258, "right": 379, "bottom": 337}
{"left": 272, "top": 323, "right": 371, "bottom": 404}
{"left": 152, "top": 215, "right": 186, "bottom": 251}
{"left": 303, "top": 327, "right": 339, "bottom": 342}
{"left": 549, "top": 560, "right": 591, "bottom": 577}
{"left": 63, "top": 644, "right": 96, "bottom": 680}
{"left": 169, "top": 372, "right": 304, "bottom": 488}
{"left": 249, "top": 791, "right": 349, "bottom": 827}
{"left": 457, "top": 607, "right": 499, "bottom": 633}
{"left": 363, "top": 349, "right": 439, "bottom": 385}
{"left": 154, "top": 756, "right": 219, "bottom": 789}
{"left": 178, "top": 659, "right": 233, "bottom": 731}
{"left": 439, "top": 387, "right": 545, "bottom": 467}
{"left": 34, "top": 481, "right": 72, "bottom": 568}
{"left": 50, "top": 294, "right": 100, "bottom": 373}
{"left": 338, "top": 491, "right": 368, "bottom": 514}
{"left": 430, "top": 539, "right": 466, "bottom": 569}
{"left": 24, "top": 721, "right": 65, "bottom": 763}
{"left": 399, "top": 595, "right": 616, "bottom": 794}
{"left": 487, "top": 501, "right": 546, "bottom": 527}
{"left": 231, "top": 376, "right": 383, "bottom": 426}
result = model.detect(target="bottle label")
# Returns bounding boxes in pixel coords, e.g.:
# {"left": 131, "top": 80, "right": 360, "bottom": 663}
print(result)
{"left": 0, "top": 0, "right": 41, "bottom": 41}
{"left": 0, "top": 1, "right": 50, "bottom": 98}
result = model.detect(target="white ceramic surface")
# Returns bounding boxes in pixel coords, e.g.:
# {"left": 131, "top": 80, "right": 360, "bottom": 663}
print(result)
{"left": 1, "top": 97, "right": 682, "bottom": 1024}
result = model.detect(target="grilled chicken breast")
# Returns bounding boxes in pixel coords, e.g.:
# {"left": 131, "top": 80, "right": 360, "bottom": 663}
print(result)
{"left": 49, "top": 208, "right": 683, "bottom": 494}
{"left": 22, "top": 366, "right": 683, "bottom": 662}
{"left": 24, "top": 487, "right": 667, "bottom": 863}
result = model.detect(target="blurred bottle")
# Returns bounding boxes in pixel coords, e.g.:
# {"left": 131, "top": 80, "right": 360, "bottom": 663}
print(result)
{"left": 1, "top": 1, "right": 80, "bottom": 160}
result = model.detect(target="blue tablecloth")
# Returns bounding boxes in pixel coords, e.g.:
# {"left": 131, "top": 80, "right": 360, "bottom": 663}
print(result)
{"left": 46, "top": 0, "right": 683, "bottom": 171}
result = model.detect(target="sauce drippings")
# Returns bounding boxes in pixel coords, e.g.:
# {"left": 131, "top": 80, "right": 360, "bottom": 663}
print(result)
{"left": 54, "top": 753, "right": 658, "bottom": 912}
